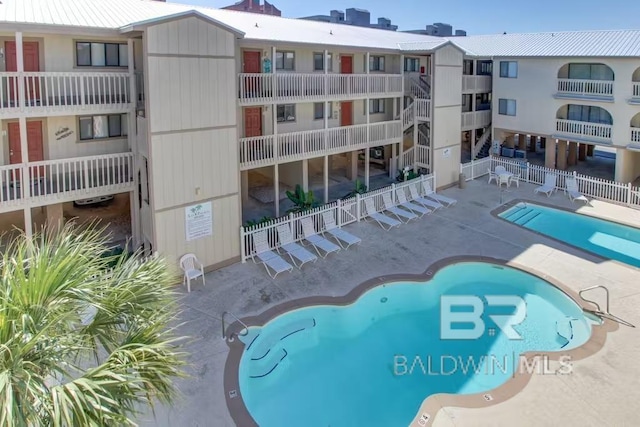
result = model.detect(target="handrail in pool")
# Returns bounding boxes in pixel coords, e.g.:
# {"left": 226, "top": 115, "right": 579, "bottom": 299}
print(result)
{"left": 579, "top": 285, "right": 635, "bottom": 328}
{"left": 222, "top": 311, "right": 250, "bottom": 342}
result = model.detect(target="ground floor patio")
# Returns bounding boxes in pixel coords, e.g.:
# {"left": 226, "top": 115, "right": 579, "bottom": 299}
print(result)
{"left": 137, "top": 178, "right": 640, "bottom": 427}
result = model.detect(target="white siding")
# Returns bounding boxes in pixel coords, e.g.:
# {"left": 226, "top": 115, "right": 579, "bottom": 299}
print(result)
{"left": 46, "top": 116, "right": 128, "bottom": 160}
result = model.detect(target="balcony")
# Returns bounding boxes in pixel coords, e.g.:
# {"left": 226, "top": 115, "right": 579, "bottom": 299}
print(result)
{"left": 555, "top": 119, "right": 612, "bottom": 144}
{"left": 556, "top": 79, "right": 614, "bottom": 101}
{"left": 462, "top": 75, "right": 492, "bottom": 93}
{"left": 632, "top": 128, "right": 640, "bottom": 144}
{"left": 461, "top": 110, "right": 491, "bottom": 131}
{"left": 0, "top": 72, "right": 132, "bottom": 118}
{"left": 0, "top": 152, "right": 134, "bottom": 213}
{"left": 631, "top": 83, "right": 640, "bottom": 104}
{"left": 239, "top": 120, "right": 402, "bottom": 170}
{"left": 238, "top": 73, "right": 403, "bottom": 105}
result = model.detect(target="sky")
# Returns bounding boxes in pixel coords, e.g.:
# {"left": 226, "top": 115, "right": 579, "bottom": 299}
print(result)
{"left": 171, "top": 0, "right": 640, "bottom": 35}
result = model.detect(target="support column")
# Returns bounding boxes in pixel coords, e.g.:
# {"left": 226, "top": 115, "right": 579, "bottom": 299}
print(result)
{"left": 44, "top": 203, "right": 64, "bottom": 233}
{"left": 529, "top": 135, "right": 537, "bottom": 152}
{"left": 241, "top": 170, "right": 249, "bottom": 203}
{"left": 323, "top": 155, "right": 329, "bottom": 203}
{"left": 567, "top": 141, "right": 578, "bottom": 167}
{"left": 518, "top": 134, "right": 527, "bottom": 151}
{"left": 365, "top": 52, "right": 370, "bottom": 189}
{"left": 578, "top": 143, "right": 587, "bottom": 161}
{"left": 587, "top": 145, "right": 595, "bottom": 157}
{"left": 412, "top": 101, "right": 418, "bottom": 172}
{"left": 390, "top": 143, "right": 397, "bottom": 178}
{"left": 545, "top": 138, "right": 556, "bottom": 169}
{"left": 16, "top": 32, "right": 33, "bottom": 238}
{"left": 505, "top": 134, "right": 515, "bottom": 149}
{"left": 271, "top": 45, "right": 279, "bottom": 217}
{"left": 347, "top": 152, "right": 358, "bottom": 181}
{"left": 470, "top": 130, "right": 477, "bottom": 155}
{"left": 302, "top": 159, "right": 309, "bottom": 192}
{"left": 127, "top": 38, "right": 141, "bottom": 248}
{"left": 556, "top": 140, "right": 568, "bottom": 170}
{"left": 274, "top": 164, "right": 280, "bottom": 217}
{"left": 540, "top": 137, "right": 546, "bottom": 150}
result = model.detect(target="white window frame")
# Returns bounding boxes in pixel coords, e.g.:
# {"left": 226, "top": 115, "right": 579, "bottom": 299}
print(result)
{"left": 76, "top": 42, "right": 128, "bottom": 67}
{"left": 313, "top": 52, "right": 332, "bottom": 72}
{"left": 498, "top": 99, "right": 517, "bottom": 116}
{"left": 276, "top": 51, "right": 295, "bottom": 71}
{"left": 314, "top": 102, "right": 333, "bottom": 120}
{"left": 368, "top": 99, "right": 385, "bottom": 114}
{"left": 404, "top": 57, "right": 420, "bottom": 73}
{"left": 79, "top": 114, "right": 128, "bottom": 141}
{"left": 499, "top": 61, "right": 518, "bottom": 78}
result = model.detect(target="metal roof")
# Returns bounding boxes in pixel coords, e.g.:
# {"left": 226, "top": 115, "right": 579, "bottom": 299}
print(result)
{"left": 1, "top": 0, "right": 640, "bottom": 57}
{"left": 0, "top": 0, "right": 442, "bottom": 51}
{"left": 445, "top": 30, "right": 640, "bottom": 57}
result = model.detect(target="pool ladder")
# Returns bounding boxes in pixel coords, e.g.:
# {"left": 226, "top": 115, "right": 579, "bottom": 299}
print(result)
{"left": 578, "top": 285, "right": 635, "bottom": 328}
{"left": 222, "top": 311, "right": 250, "bottom": 342}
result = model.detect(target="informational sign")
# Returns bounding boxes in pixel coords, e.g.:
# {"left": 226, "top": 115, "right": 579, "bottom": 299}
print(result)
{"left": 442, "top": 148, "right": 451, "bottom": 158}
{"left": 185, "top": 202, "right": 213, "bottom": 241}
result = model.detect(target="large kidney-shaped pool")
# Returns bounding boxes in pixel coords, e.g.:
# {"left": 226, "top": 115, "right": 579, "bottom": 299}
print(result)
{"left": 234, "top": 262, "right": 596, "bottom": 427}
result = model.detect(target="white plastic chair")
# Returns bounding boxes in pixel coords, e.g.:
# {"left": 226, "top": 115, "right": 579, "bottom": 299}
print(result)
{"left": 179, "top": 253, "right": 205, "bottom": 293}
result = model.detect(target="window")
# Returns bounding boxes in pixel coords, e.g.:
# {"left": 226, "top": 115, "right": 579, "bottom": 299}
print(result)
{"left": 463, "top": 60, "right": 474, "bottom": 76}
{"left": 461, "top": 94, "right": 473, "bottom": 113}
{"left": 475, "top": 93, "right": 492, "bottom": 111}
{"left": 477, "top": 60, "right": 493, "bottom": 76}
{"left": 499, "top": 61, "right": 518, "bottom": 78}
{"left": 369, "top": 99, "right": 385, "bottom": 114}
{"left": 404, "top": 57, "right": 420, "bottom": 72}
{"left": 369, "top": 56, "right": 385, "bottom": 72}
{"left": 79, "top": 114, "right": 128, "bottom": 140}
{"left": 314, "top": 102, "right": 333, "bottom": 120}
{"left": 566, "top": 105, "right": 612, "bottom": 124}
{"left": 567, "top": 63, "right": 614, "bottom": 81}
{"left": 313, "top": 52, "right": 332, "bottom": 71}
{"left": 277, "top": 104, "right": 296, "bottom": 122}
{"left": 76, "top": 42, "right": 128, "bottom": 67}
{"left": 498, "top": 99, "right": 517, "bottom": 116}
{"left": 276, "top": 51, "right": 295, "bottom": 70}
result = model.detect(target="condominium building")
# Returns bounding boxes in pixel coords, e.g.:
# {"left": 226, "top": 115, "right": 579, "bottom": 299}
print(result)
{"left": 300, "top": 7, "right": 398, "bottom": 31}
{"left": 0, "top": 0, "right": 638, "bottom": 273}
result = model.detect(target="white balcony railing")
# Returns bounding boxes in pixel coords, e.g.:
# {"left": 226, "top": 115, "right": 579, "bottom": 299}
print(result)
{"left": 415, "top": 145, "right": 430, "bottom": 168}
{"left": 462, "top": 110, "right": 491, "bottom": 130}
{"left": 0, "top": 164, "right": 24, "bottom": 206}
{"left": 631, "top": 128, "right": 640, "bottom": 143}
{"left": 557, "top": 79, "right": 614, "bottom": 97}
{"left": 633, "top": 82, "right": 640, "bottom": 99}
{"left": 556, "top": 119, "right": 612, "bottom": 142}
{"left": 239, "top": 120, "right": 402, "bottom": 169}
{"left": 238, "top": 73, "right": 403, "bottom": 104}
{"left": 0, "top": 72, "right": 131, "bottom": 116}
{"left": 462, "top": 75, "right": 492, "bottom": 93}
{"left": 416, "top": 99, "right": 431, "bottom": 120}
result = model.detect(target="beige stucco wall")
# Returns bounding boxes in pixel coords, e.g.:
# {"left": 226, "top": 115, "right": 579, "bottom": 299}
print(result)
{"left": 432, "top": 44, "right": 463, "bottom": 188}
{"left": 491, "top": 57, "right": 640, "bottom": 147}
{"left": 144, "top": 16, "right": 241, "bottom": 269}
{"left": 46, "top": 116, "right": 129, "bottom": 160}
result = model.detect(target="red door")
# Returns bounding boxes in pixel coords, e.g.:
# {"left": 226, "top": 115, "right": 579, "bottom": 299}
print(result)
{"left": 244, "top": 107, "right": 263, "bottom": 137}
{"left": 340, "top": 102, "right": 353, "bottom": 127}
{"left": 243, "top": 51, "right": 261, "bottom": 73}
{"left": 5, "top": 41, "right": 41, "bottom": 105}
{"left": 340, "top": 55, "right": 353, "bottom": 74}
{"left": 8, "top": 121, "right": 44, "bottom": 182}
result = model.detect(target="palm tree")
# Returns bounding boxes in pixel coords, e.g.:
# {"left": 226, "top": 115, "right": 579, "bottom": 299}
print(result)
{"left": 0, "top": 222, "right": 188, "bottom": 426}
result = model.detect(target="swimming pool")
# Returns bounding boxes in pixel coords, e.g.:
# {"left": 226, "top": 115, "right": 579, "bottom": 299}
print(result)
{"left": 235, "top": 262, "right": 594, "bottom": 427}
{"left": 500, "top": 202, "right": 640, "bottom": 268}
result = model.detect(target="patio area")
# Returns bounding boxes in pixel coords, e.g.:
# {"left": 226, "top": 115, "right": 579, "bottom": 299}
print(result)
{"left": 137, "top": 178, "right": 640, "bottom": 427}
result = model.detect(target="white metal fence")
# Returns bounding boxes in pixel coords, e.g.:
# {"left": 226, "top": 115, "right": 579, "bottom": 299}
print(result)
{"left": 460, "top": 156, "right": 640, "bottom": 208}
{"left": 240, "top": 174, "right": 436, "bottom": 262}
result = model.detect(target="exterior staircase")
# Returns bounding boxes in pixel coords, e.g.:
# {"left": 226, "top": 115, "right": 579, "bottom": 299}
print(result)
{"left": 472, "top": 125, "right": 492, "bottom": 159}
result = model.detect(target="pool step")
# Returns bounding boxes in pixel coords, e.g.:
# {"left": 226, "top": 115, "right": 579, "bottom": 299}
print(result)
{"left": 519, "top": 211, "right": 542, "bottom": 226}
{"left": 556, "top": 318, "right": 575, "bottom": 349}
{"left": 248, "top": 348, "right": 288, "bottom": 378}
{"left": 503, "top": 205, "right": 530, "bottom": 221}
{"left": 508, "top": 207, "right": 534, "bottom": 223}
{"left": 250, "top": 317, "right": 316, "bottom": 361}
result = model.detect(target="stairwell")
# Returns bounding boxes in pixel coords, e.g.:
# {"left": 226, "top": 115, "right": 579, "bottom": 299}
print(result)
{"left": 472, "top": 125, "right": 492, "bottom": 160}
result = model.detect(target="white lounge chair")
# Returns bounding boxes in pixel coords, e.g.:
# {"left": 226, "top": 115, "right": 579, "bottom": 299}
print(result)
{"left": 276, "top": 224, "right": 318, "bottom": 268}
{"left": 422, "top": 181, "right": 457, "bottom": 207}
{"left": 382, "top": 192, "right": 418, "bottom": 222}
{"left": 252, "top": 230, "right": 294, "bottom": 279}
{"left": 321, "top": 211, "right": 361, "bottom": 249}
{"left": 395, "top": 187, "right": 431, "bottom": 217}
{"left": 408, "top": 183, "right": 443, "bottom": 210}
{"left": 488, "top": 168, "right": 498, "bottom": 185}
{"left": 534, "top": 173, "right": 557, "bottom": 197}
{"left": 300, "top": 217, "right": 341, "bottom": 258}
{"left": 363, "top": 197, "right": 401, "bottom": 230}
{"left": 179, "top": 253, "right": 205, "bottom": 293}
{"left": 565, "top": 177, "right": 590, "bottom": 204}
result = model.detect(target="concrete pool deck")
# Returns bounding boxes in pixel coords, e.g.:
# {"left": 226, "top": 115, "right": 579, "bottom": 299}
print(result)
{"left": 137, "top": 178, "right": 640, "bottom": 427}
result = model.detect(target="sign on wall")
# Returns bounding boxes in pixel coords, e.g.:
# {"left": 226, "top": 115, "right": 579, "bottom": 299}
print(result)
{"left": 442, "top": 148, "right": 451, "bottom": 158}
{"left": 185, "top": 202, "right": 213, "bottom": 241}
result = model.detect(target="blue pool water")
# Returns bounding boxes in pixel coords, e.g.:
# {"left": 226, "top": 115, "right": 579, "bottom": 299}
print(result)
{"left": 238, "top": 262, "right": 594, "bottom": 427}
{"left": 500, "top": 202, "right": 640, "bottom": 268}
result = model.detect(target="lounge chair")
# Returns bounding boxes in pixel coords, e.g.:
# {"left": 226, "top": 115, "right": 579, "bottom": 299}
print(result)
{"left": 395, "top": 187, "right": 431, "bottom": 217}
{"left": 363, "top": 197, "right": 401, "bottom": 230}
{"left": 300, "top": 217, "right": 341, "bottom": 258}
{"left": 382, "top": 192, "right": 418, "bottom": 222}
{"left": 252, "top": 230, "right": 294, "bottom": 279}
{"left": 408, "top": 183, "right": 443, "bottom": 210}
{"left": 488, "top": 168, "right": 498, "bottom": 185}
{"left": 565, "top": 177, "right": 589, "bottom": 204}
{"left": 422, "top": 181, "right": 457, "bottom": 207}
{"left": 321, "top": 211, "right": 362, "bottom": 249}
{"left": 276, "top": 224, "right": 318, "bottom": 268}
{"left": 534, "top": 173, "right": 557, "bottom": 197}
